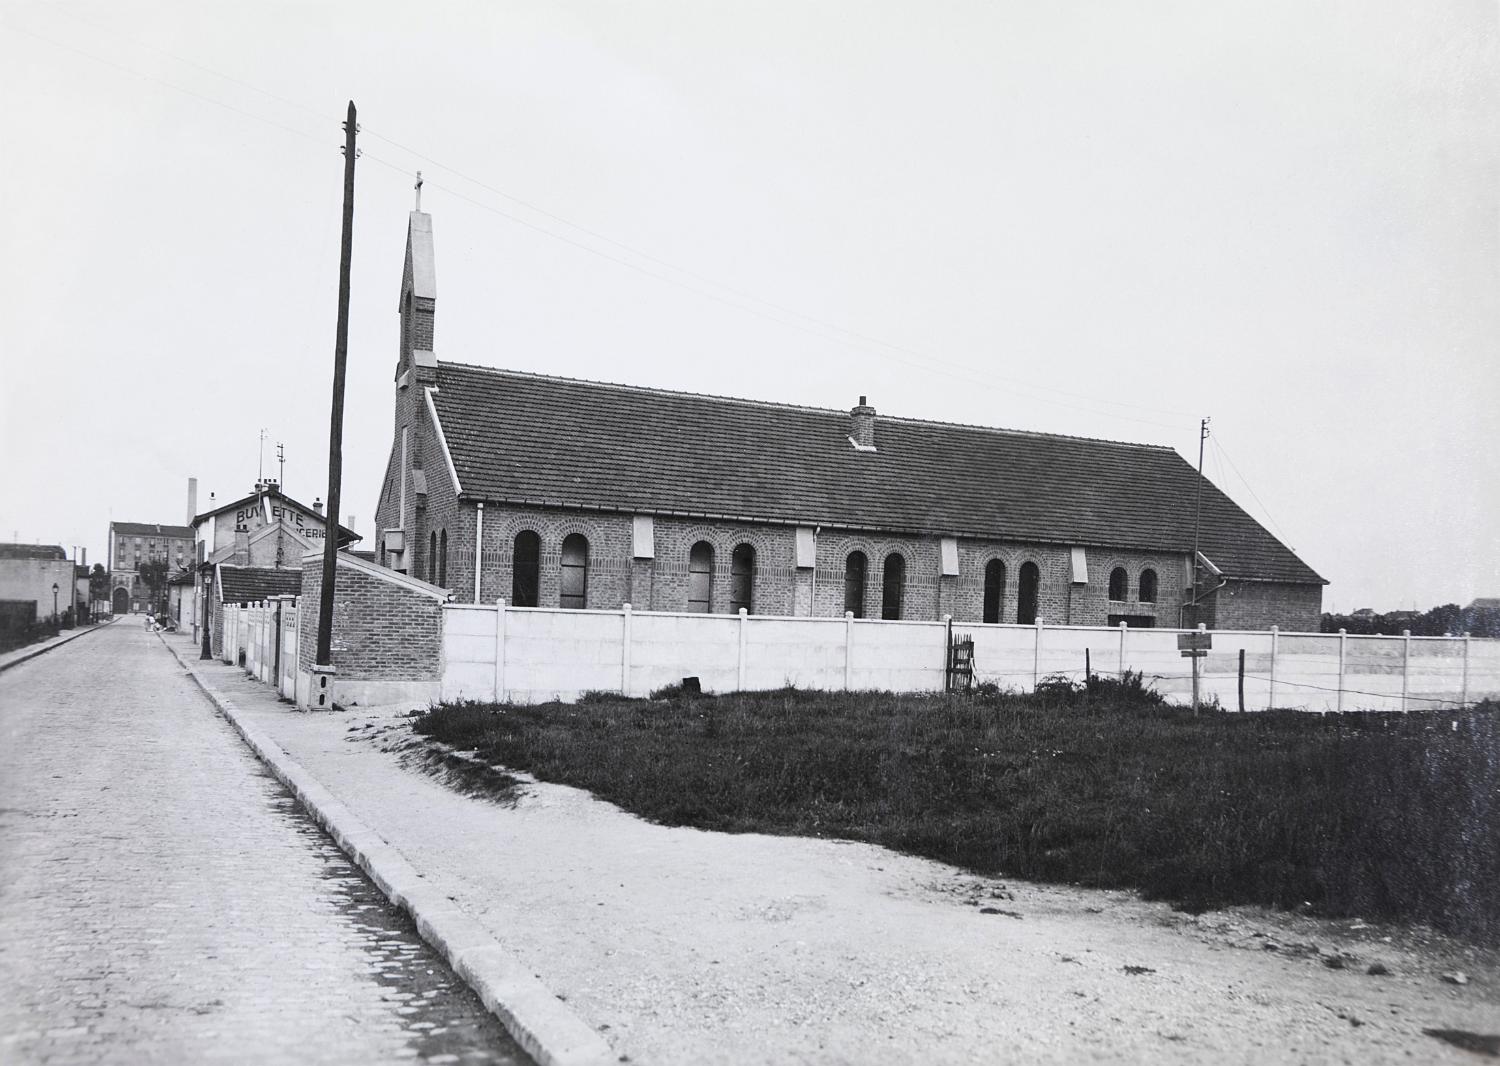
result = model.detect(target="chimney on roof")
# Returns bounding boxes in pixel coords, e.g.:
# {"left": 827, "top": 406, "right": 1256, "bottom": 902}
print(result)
{"left": 850, "top": 395, "right": 877, "bottom": 450}
{"left": 187, "top": 477, "right": 198, "bottom": 525}
{"left": 313, "top": 497, "right": 324, "bottom": 516}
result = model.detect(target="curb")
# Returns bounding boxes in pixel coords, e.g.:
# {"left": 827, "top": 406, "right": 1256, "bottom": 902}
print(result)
{"left": 158, "top": 635, "right": 619, "bottom": 1066}
{"left": 0, "top": 618, "right": 115, "bottom": 675}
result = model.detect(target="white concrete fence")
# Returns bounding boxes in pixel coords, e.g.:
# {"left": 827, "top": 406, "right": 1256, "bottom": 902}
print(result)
{"left": 221, "top": 596, "right": 301, "bottom": 702}
{"left": 441, "top": 601, "right": 1500, "bottom": 712}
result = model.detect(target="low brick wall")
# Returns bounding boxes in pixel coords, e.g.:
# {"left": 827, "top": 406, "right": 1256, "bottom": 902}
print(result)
{"left": 296, "top": 551, "right": 447, "bottom": 710}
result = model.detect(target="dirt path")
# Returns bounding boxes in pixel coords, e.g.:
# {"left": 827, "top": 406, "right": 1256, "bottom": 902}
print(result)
{"left": 184, "top": 647, "right": 1498, "bottom": 1065}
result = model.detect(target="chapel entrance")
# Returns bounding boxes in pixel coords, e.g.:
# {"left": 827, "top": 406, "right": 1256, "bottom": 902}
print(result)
{"left": 112, "top": 587, "right": 130, "bottom": 615}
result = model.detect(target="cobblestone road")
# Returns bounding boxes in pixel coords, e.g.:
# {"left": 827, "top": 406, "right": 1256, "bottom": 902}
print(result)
{"left": 0, "top": 622, "right": 533, "bottom": 1065}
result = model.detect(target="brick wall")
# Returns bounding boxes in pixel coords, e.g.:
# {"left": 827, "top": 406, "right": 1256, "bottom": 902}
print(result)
{"left": 1211, "top": 580, "right": 1323, "bottom": 631}
{"left": 475, "top": 505, "right": 634, "bottom": 609}
{"left": 434, "top": 500, "right": 1226, "bottom": 628}
{"left": 296, "top": 552, "right": 445, "bottom": 682}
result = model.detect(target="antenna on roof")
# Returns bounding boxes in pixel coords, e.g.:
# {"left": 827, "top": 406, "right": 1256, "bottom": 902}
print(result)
{"left": 277, "top": 441, "right": 285, "bottom": 488}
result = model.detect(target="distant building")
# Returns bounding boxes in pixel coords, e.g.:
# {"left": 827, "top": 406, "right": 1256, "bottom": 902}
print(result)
{"left": 108, "top": 476, "right": 197, "bottom": 620}
{"left": 0, "top": 544, "right": 74, "bottom": 630}
{"left": 190, "top": 479, "right": 357, "bottom": 655}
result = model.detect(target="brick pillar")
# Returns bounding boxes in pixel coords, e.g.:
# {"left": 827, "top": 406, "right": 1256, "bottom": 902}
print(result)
{"left": 629, "top": 558, "right": 655, "bottom": 611}
{"left": 793, "top": 568, "right": 814, "bottom": 617}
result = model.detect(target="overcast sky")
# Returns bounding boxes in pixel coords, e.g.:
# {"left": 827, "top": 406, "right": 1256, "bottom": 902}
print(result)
{"left": 1, "top": 1, "right": 1495, "bottom": 613}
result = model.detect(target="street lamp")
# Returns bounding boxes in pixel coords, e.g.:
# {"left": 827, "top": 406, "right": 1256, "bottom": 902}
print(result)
{"left": 200, "top": 568, "right": 213, "bottom": 660}
{"left": 51, "top": 582, "right": 59, "bottom": 622}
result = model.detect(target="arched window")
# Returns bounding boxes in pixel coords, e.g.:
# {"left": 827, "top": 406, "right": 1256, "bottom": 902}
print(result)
{"left": 1139, "top": 568, "right": 1158, "bottom": 604}
{"left": 688, "top": 541, "right": 714, "bottom": 613}
{"left": 881, "top": 553, "right": 905, "bottom": 620}
{"left": 982, "top": 559, "right": 1006, "bottom": 624}
{"left": 512, "top": 531, "right": 540, "bottom": 607}
{"left": 438, "top": 529, "right": 448, "bottom": 587}
{"left": 1017, "top": 561, "right": 1040, "bottom": 624}
{"left": 429, "top": 531, "right": 437, "bottom": 583}
{"left": 560, "top": 534, "right": 589, "bottom": 610}
{"left": 844, "top": 551, "right": 868, "bottom": 618}
{"left": 729, "top": 544, "right": 755, "bottom": 615}
{"left": 1109, "top": 567, "right": 1128, "bottom": 602}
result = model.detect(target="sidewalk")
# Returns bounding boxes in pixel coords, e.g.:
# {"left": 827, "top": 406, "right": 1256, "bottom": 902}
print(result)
{"left": 160, "top": 632, "right": 1498, "bottom": 1066}
{"left": 0, "top": 617, "right": 114, "bottom": 674}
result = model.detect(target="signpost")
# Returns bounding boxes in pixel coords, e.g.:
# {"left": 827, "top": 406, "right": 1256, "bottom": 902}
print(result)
{"left": 1177, "top": 629, "right": 1212, "bottom": 714}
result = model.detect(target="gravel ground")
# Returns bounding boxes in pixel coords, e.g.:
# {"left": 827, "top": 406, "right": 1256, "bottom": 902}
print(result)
{"left": 178, "top": 638, "right": 1499, "bottom": 1066}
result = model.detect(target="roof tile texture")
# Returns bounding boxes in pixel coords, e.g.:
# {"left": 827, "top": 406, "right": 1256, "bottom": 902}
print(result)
{"left": 433, "top": 364, "right": 1322, "bottom": 585}
{"left": 217, "top": 566, "right": 302, "bottom": 604}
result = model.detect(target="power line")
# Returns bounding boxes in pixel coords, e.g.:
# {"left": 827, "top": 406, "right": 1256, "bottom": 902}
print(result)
{"left": 10, "top": 10, "right": 1198, "bottom": 430}
{"left": 1211, "top": 437, "right": 1296, "bottom": 549}
{"left": 36, "top": 5, "right": 1202, "bottom": 422}
{"left": 3, "top": 21, "right": 332, "bottom": 150}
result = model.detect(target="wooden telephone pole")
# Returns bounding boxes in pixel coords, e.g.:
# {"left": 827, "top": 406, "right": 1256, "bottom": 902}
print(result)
{"left": 315, "top": 101, "right": 358, "bottom": 667}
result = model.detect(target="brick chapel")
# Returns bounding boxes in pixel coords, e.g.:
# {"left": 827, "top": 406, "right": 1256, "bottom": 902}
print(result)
{"left": 373, "top": 210, "right": 1325, "bottom": 632}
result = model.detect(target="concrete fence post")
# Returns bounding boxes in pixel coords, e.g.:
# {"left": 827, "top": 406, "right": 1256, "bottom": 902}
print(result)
{"left": 941, "top": 614, "right": 952, "bottom": 693}
{"left": 1268, "top": 625, "right": 1279, "bottom": 710}
{"left": 622, "top": 603, "right": 634, "bottom": 697}
{"left": 493, "top": 598, "right": 507, "bottom": 703}
{"left": 1033, "top": 615, "right": 1044, "bottom": 691}
{"left": 1118, "top": 620, "right": 1127, "bottom": 678}
{"left": 1461, "top": 632, "right": 1471, "bottom": 708}
{"left": 737, "top": 607, "right": 748, "bottom": 691}
{"left": 844, "top": 611, "right": 854, "bottom": 691}
{"left": 1337, "top": 628, "right": 1346, "bottom": 713}
{"left": 1401, "top": 629, "right": 1411, "bottom": 713}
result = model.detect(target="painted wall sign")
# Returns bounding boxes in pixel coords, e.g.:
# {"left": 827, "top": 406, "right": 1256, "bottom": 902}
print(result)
{"left": 229, "top": 500, "right": 327, "bottom": 538}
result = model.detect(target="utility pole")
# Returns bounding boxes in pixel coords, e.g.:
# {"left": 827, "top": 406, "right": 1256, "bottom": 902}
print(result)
{"left": 1188, "top": 417, "right": 1210, "bottom": 715}
{"left": 1188, "top": 417, "right": 1210, "bottom": 625}
{"left": 315, "top": 101, "right": 358, "bottom": 669}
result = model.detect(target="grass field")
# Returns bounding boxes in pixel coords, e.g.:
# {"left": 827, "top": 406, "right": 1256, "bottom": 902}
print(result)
{"left": 413, "top": 679, "right": 1499, "bottom": 942}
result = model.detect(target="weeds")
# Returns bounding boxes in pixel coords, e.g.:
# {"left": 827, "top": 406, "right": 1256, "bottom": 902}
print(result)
{"left": 412, "top": 689, "right": 1500, "bottom": 942}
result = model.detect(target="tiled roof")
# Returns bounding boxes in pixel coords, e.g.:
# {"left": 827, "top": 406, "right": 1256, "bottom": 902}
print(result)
{"left": 432, "top": 363, "right": 1324, "bottom": 585}
{"left": 0, "top": 543, "right": 67, "bottom": 561}
{"left": 112, "top": 522, "right": 195, "bottom": 539}
{"left": 217, "top": 566, "right": 302, "bottom": 604}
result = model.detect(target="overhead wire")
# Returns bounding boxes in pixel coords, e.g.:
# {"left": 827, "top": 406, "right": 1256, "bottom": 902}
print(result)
{"left": 1211, "top": 437, "right": 1297, "bottom": 549}
{"left": 42, "top": 4, "right": 1200, "bottom": 422}
{"left": 10, "top": 7, "right": 1203, "bottom": 432}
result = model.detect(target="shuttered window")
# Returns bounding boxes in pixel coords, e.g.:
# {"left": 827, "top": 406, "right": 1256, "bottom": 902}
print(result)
{"left": 983, "top": 559, "right": 1005, "bottom": 623}
{"left": 688, "top": 542, "right": 713, "bottom": 612}
{"left": 512, "top": 531, "right": 540, "bottom": 607}
{"left": 881, "top": 553, "right": 905, "bottom": 620}
{"left": 844, "top": 551, "right": 867, "bottom": 618}
{"left": 729, "top": 544, "right": 754, "bottom": 615}
{"left": 560, "top": 534, "right": 589, "bottom": 609}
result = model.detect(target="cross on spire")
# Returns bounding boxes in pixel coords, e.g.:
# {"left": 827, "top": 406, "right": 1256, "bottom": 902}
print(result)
{"left": 414, "top": 171, "right": 423, "bottom": 212}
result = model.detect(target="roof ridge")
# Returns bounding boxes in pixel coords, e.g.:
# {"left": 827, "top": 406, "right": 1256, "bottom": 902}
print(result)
{"left": 437, "top": 360, "right": 1176, "bottom": 452}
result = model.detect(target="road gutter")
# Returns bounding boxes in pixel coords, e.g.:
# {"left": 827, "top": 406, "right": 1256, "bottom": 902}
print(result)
{"left": 158, "top": 634, "right": 618, "bottom": 1066}
{"left": 0, "top": 618, "right": 116, "bottom": 675}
